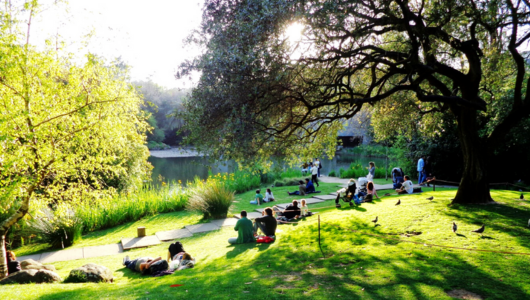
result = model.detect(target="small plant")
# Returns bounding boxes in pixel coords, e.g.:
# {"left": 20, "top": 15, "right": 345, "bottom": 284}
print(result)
{"left": 27, "top": 208, "right": 83, "bottom": 249}
{"left": 187, "top": 178, "right": 235, "bottom": 219}
{"left": 328, "top": 170, "right": 337, "bottom": 177}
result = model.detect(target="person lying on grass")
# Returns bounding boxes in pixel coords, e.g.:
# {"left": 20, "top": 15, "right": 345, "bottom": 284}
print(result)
{"left": 123, "top": 256, "right": 168, "bottom": 275}
{"left": 274, "top": 200, "right": 301, "bottom": 222}
{"left": 254, "top": 207, "right": 277, "bottom": 237}
{"left": 228, "top": 210, "right": 255, "bottom": 244}
{"left": 169, "top": 252, "right": 196, "bottom": 271}
{"left": 396, "top": 175, "right": 414, "bottom": 194}
{"left": 288, "top": 180, "right": 307, "bottom": 196}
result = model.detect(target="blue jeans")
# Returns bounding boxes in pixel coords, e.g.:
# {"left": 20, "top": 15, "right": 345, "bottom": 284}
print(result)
{"left": 418, "top": 172, "right": 426, "bottom": 185}
{"left": 125, "top": 258, "right": 138, "bottom": 272}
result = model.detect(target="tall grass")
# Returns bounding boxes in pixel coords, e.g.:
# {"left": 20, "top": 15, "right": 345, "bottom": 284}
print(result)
{"left": 186, "top": 178, "right": 235, "bottom": 219}
{"left": 339, "top": 163, "right": 391, "bottom": 179}
{"left": 207, "top": 167, "right": 301, "bottom": 194}
{"left": 75, "top": 183, "right": 188, "bottom": 232}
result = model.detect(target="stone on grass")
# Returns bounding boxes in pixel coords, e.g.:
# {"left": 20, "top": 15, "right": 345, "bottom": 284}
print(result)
{"left": 65, "top": 263, "right": 113, "bottom": 283}
{"left": 0, "top": 269, "right": 62, "bottom": 285}
{"left": 20, "top": 259, "right": 56, "bottom": 272}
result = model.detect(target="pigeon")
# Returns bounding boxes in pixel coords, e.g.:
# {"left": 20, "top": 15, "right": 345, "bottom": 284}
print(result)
{"left": 452, "top": 222, "right": 457, "bottom": 233}
{"left": 426, "top": 196, "right": 434, "bottom": 200}
{"left": 471, "top": 224, "right": 485, "bottom": 235}
{"left": 521, "top": 193, "right": 525, "bottom": 200}
{"left": 395, "top": 199, "right": 401, "bottom": 206}
{"left": 371, "top": 216, "right": 378, "bottom": 224}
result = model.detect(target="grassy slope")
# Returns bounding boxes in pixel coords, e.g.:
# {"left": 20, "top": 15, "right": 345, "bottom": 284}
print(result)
{"left": 2, "top": 189, "right": 530, "bottom": 300}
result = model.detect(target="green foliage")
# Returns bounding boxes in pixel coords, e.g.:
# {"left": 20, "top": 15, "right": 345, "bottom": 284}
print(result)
{"left": 339, "top": 163, "right": 390, "bottom": 179}
{"left": 328, "top": 170, "right": 337, "bottom": 177}
{"left": 26, "top": 208, "right": 83, "bottom": 249}
{"left": 186, "top": 178, "right": 235, "bottom": 219}
{"left": 147, "top": 141, "right": 171, "bottom": 150}
{"left": 75, "top": 183, "right": 188, "bottom": 232}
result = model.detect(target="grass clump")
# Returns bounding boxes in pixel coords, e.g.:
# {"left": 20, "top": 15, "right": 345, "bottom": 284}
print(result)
{"left": 339, "top": 163, "right": 390, "bottom": 179}
{"left": 26, "top": 208, "right": 83, "bottom": 249}
{"left": 187, "top": 178, "right": 235, "bottom": 219}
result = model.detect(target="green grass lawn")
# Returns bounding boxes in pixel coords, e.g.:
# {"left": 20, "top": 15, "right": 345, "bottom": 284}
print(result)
{"left": 3, "top": 189, "right": 530, "bottom": 300}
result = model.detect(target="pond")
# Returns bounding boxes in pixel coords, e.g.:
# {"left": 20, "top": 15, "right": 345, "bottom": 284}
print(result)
{"left": 148, "top": 152, "right": 396, "bottom": 185}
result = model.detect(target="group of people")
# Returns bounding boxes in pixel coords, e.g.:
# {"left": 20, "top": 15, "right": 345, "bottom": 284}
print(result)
{"left": 287, "top": 178, "right": 320, "bottom": 196}
{"left": 229, "top": 199, "right": 311, "bottom": 244}
{"left": 122, "top": 241, "right": 195, "bottom": 276}
{"left": 250, "top": 188, "right": 275, "bottom": 205}
{"left": 301, "top": 158, "right": 322, "bottom": 186}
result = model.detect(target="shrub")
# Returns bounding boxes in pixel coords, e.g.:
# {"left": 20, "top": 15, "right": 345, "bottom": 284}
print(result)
{"left": 27, "top": 208, "right": 83, "bottom": 249}
{"left": 328, "top": 170, "right": 337, "bottom": 177}
{"left": 274, "top": 181, "right": 284, "bottom": 187}
{"left": 187, "top": 178, "right": 235, "bottom": 219}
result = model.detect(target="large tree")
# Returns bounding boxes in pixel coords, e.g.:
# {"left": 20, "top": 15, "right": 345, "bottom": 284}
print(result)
{"left": 180, "top": 0, "right": 530, "bottom": 204}
{"left": 0, "top": 2, "right": 150, "bottom": 278}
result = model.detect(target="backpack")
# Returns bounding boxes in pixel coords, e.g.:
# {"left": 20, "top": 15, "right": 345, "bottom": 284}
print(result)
{"left": 168, "top": 241, "right": 185, "bottom": 259}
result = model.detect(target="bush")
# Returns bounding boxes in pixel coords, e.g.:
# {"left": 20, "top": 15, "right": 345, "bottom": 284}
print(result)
{"left": 274, "top": 181, "right": 284, "bottom": 187}
{"left": 26, "top": 208, "right": 83, "bottom": 249}
{"left": 186, "top": 178, "right": 235, "bottom": 219}
{"left": 328, "top": 170, "right": 337, "bottom": 177}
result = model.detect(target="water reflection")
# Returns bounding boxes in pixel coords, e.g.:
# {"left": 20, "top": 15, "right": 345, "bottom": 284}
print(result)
{"left": 148, "top": 153, "right": 395, "bottom": 185}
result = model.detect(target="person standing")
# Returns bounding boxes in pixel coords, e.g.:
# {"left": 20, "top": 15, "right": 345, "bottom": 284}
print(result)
{"left": 315, "top": 158, "right": 321, "bottom": 177}
{"left": 228, "top": 210, "right": 255, "bottom": 244}
{"left": 417, "top": 155, "right": 425, "bottom": 185}
{"left": 367, "top": 162, "right": 375, "bottom": 181}
{"left": 311, "top": 163, "right": 319, "bottom": 187}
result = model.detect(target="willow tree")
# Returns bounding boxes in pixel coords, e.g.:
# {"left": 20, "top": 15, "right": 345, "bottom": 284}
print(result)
{"left": 0, "top": 4, "right": 150, "bottom": 278}
{"left": 180, "top": 0, "right": 530, "bottom": 204}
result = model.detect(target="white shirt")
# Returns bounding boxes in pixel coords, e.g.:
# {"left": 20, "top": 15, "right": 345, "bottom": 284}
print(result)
{"left": 311, "top": 166, "right": 318, "bottom": 175}
{"left": 402, "top": 180, "right": 414, "bottom": 194}
{"left": 264, "top": 191, "right": 274, "bottom": 202}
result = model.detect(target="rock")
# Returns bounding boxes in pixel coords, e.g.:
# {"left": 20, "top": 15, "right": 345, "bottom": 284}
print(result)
{"left": 0, "top": 269, "right": 62, "bottom": 285}
{"left": 20, "top": 259, "right": 56, "bottom": 272}
{"left": 65, "top": 263, "right": 113, "bottom": 283}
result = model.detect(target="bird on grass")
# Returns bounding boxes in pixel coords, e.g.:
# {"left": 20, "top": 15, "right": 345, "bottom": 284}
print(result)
{"left": 395, "top": 199, "right": 401, "bottom": 206}
{"left": 521, "top": 193, "right": 525, "bottom": 200}
{"left": 426, "top": 196, "right": 434, "bottom": 201}
{"left": 371, "top": 216, "right": 378, "bottom": 225}
{"left": 452, "top": 222, "right": 457, "bottom": 233}
{"left": 471, "top": 224, "right": 485, "bottom": 235}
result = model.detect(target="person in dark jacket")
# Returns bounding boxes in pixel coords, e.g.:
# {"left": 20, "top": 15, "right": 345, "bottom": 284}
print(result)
{"left": 276, "top": 200, "right": 301, "bottom": 222}
{"left": 254, "top": 207, "right": 277, "bottom": 236}
{"left": 305, "top": 178, "right": 316, "bottom": 193}
{"left": 7, "top": 251, "right": 21, "bottom": 275}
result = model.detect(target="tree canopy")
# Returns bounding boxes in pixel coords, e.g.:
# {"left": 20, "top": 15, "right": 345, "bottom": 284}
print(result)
{"left": 180, "top": 0, "right": 530, "bottom": 203}
{"left": 0, "top": 1, "right": 150, "bottom": 277}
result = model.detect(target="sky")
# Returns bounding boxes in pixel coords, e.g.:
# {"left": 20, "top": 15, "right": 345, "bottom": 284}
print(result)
{"left": 30, "top": 0, "right": 205, "bottom": 89}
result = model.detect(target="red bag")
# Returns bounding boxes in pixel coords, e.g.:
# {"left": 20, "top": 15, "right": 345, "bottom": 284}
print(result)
{"left": 256, "top": 236, "right": 274, "bottom": 243}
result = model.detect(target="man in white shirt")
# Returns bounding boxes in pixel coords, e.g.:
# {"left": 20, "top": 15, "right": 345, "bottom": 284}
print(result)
{"left": 311, "top": 163, "right": 319, "bottom": 187}
{"left": 396, "top": 175, "right": 414, "bottom": 194}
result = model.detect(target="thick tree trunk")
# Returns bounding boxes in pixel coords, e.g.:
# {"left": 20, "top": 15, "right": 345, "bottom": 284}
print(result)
{"left": 452, "top": 108, "right": 493, "bottom": 204}
{"left": 0, "top": 235, "right": 7, "bottom": 279}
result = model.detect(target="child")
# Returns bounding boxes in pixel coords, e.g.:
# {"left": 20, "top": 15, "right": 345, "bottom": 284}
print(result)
{"left": 250, "top": 189, "right": 264, "bottom": 205}
{"left": 264, "top": 188, "right": 275, "bottom": 202}
{"left": 364, "top": 181, "right": 379, "bottom": 202}
{"left": 300, "top": 199, "right": 309, "bottom": 216}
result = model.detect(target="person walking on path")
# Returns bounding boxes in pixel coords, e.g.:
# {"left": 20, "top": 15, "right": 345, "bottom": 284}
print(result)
{"left": 311, "top": 163, "right": 320, "bottom": 187}
{"left": 367, "top": 162, "right": 375, "bottom": 181}
{"left": 254, "top": 207, "right": 277, "bottom": 237}
{"left": 228, "top": 210, "right": 255, "bottom": 244}
{"left": 315, "top": 158, "right": 322, "bottom": 177}
{"left": 417, "top": 155, "right": 425, "bottom": 185}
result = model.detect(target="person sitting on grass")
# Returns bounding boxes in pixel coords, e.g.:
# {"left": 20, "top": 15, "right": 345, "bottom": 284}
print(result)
{"left": 288, "top": 180, "right": 307, "bottom": 196}
{"left": 250, "top": 189, "right": 264, "bottom": 205}
{"left": 276, "top": 200, "right": 301, "bottom": 222}
{"left": 396, "top": 175, "right": 414, "bottom": 194}
{"left": 228, "top": 210, "right": 255, "bottom": 244}
{"left": 300, "top": 199, "right": 310, "bottom": 217}
{"left": 167, "top": 241, "right": 185, "bottom": 262}
{"left": 6, "top": 251, "right": 21, "bottom": 275}
{"left": 305, "top": 178, "right": 321, "bottom": 194}
{"left": 123, "top": 256, "right": 165, "bottom": 274}
{"left": 254, "top": 207, "right": 277, "bottom": 237}
{"left": 363, "top": 181, "right": 379, "bottom": 202}
{"left": 264, "top": 188, "right": 275, "bottom": 202}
